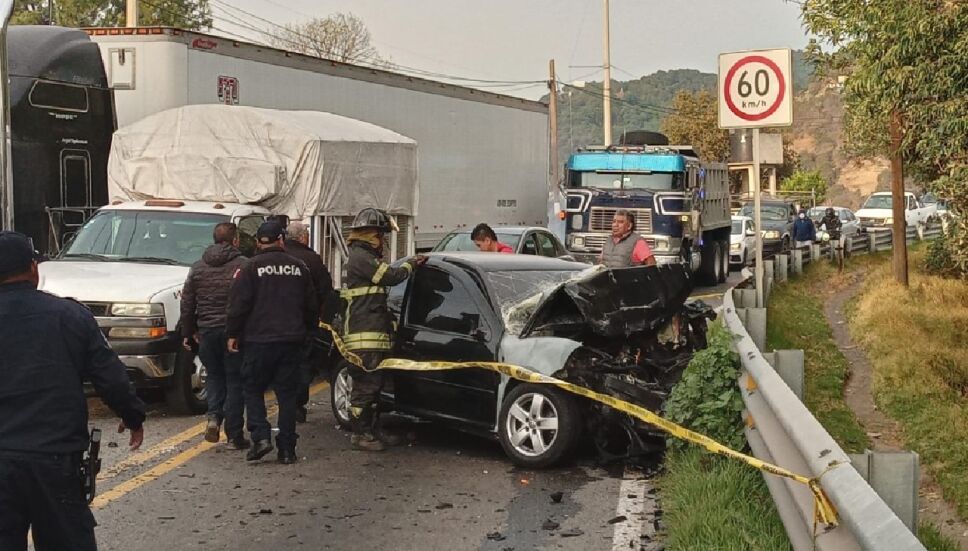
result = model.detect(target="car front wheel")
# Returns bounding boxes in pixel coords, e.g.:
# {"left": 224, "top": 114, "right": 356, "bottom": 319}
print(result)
{"left": 330, "top": 363, "right": 354, "bottom": 430}
{"left": 498, "top": 384, "right": 580, "bottom": 468}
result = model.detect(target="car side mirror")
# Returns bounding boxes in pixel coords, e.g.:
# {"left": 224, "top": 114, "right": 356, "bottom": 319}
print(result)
{"left": 746, "top": 229, "right": 756, "bottom": 236}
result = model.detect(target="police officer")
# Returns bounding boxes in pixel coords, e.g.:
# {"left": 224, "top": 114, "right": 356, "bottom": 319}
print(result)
{"left": 226, "top": 220, "right": 317, "bottom": 464}
{"left": 0, "top": 231, "right": 146, "bottom": 550}
{"left": 283, "top": 221, "right": 335, "bottom": 423}
{"left": 340, "top": 208, "right": 426, "bottom": 452}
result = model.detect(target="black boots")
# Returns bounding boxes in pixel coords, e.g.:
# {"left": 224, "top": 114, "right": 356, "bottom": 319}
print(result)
{"left": 245, "top": 439, "right": 274, "bottom": 461}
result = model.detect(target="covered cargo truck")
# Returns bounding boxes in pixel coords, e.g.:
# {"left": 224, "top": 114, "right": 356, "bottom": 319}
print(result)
{"left": 86, "top": 27, "right": 549, "bottom": 251}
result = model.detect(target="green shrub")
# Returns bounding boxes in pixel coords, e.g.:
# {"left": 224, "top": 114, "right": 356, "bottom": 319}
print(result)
{"left": 664, "top": 322, "right": 746, "bottom": 451}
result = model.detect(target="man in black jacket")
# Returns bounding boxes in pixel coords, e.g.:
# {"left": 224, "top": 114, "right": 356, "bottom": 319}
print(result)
{"left": 226, "top": 220, "right": 317, "bottom": 464}
{"left": 0, "top": 231, "right": 146, "bottom": 551}
{"left": 180, "top": 222, "right": 248, "bottom": 448}
{"left": 284, "top": 221, "right": 334, "bottom": 423}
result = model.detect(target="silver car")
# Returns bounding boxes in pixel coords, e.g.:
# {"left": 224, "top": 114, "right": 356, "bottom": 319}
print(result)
{"left": 808, "top": 206, "right": 861, "bottom": 237}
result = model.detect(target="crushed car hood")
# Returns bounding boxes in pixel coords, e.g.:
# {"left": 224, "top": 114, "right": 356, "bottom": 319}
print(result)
{"left": 520, "top": 263, "right": 694, "bottom": 339}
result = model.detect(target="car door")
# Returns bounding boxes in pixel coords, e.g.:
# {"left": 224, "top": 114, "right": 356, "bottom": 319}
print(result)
{"left": 839, "top": 210, "right": 857, "bottom": 236}
{"left": 533, "top": 230, "right": 560, "bottom": 258}
{"left": 519, "top": 232, "right": 540, "bottom": 255}
{"left": 393, "top": 262, "right": 502, "bottom": 429}
{"left": 744, "top": 219, "right": 756, "bottom": 252}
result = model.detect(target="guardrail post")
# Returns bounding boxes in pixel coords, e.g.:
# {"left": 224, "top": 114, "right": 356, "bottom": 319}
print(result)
{"left": 791, "top": 249, "right": 803, "bottom": 274}
{"left": 764, "top": 349, "right": 804, "bottom": 400}
{"left": 869, "top": 232, "right": 879, "bottom": 253}
{"left": 845, "top": 236, "right": 853, "bottom": 255}
{"left": 775, "top": 254, "right": 788, "bottom": 282}
{"left": 811, "top": 243, "right": 821, "bottom": 262}
{"left": 745, "top": 307, "right": 767, "bottom": 351}
{"left": 735, "top": 288, "right": 757, "bottom": 309}
{"left": 849, "top": 451, "right": 921, "bottom": 532}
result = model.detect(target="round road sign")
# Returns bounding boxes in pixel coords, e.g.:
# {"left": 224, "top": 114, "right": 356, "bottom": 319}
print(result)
{"left": 723, "top": 55, "right": 785, "bottom": 122}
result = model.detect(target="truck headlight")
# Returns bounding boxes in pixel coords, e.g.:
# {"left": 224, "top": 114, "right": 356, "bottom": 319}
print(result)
{"left": 884, "top": 217, "right": 893, "bottom": 224}
{"left": 573, "top": 237, "right": 585, "bottom": 247}
{"left": 109, "top": 327, "right": 167, "bottom": 339}
{"left": 762, "top": 230, "right": 780, "bottom": 239}
{"left": 731, "top": 242, "right": 741, "bottom": 251}
{"left": 111, "top": 303, "right": 164, "bottom": 316}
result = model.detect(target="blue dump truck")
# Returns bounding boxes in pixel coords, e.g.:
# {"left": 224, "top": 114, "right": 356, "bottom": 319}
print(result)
{"left": 562, "top": 137, "right": 732, "bottom": 285}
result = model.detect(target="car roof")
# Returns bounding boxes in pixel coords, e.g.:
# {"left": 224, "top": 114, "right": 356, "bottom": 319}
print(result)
{"left": 445, "top": 226, "right": 546, "bottom": 236}
{"left": 429, "top": 251, "right": 586, "bottom": 272}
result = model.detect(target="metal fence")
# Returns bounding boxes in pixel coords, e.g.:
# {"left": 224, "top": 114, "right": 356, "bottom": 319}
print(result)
{"left": 723, "top": 221, "right": 948, "bottom": 550}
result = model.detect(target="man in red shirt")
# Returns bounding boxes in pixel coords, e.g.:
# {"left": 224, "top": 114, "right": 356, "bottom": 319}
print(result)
{"left": 599, "top": 210, "right": 656, "bottom": 267}
{"left": 471, "top": 223, "right": 514, "bottom": 253}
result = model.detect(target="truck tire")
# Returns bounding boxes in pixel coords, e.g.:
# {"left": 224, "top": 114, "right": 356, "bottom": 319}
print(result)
{"left": 718, "top": 240, "right": 729, "bottom": 283}
{"left": 165, "top": 349, "right": 207, "bottom": 415}
{"left": 697, "top": 239, "right": 721, "bottom": 286}
{"left": 498, "top": 384, "right": 581, "bottom": 468}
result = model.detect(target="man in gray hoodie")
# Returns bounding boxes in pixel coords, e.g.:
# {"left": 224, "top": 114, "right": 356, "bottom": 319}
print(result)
{"left": 181, "top": 223, "right": 248, "bottom": 448}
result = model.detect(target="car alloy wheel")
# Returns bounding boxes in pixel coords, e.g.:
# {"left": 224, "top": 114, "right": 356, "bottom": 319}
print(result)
{"left": 191, "top": 356, "right": 207, "bottom": 403}
{"left": 505, "top": 392, "right": 560, "bottom": 457}
{"left": 331, "top": 366, "right": 354, "bottom": 429}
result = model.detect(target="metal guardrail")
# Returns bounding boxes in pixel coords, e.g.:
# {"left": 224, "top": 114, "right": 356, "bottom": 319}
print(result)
{"left": 722, "top": 221, "right": 951, "bottom": 549}
{"left": 723, "top": 285, "right": 925, "bottom": 551}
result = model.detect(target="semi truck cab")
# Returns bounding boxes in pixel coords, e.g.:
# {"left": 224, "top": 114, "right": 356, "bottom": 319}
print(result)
{"left": 37, "top": 200, "right": 269, "bottom": 413}
{"left": 562, "top": 145, "right": 731, "bottom": 285}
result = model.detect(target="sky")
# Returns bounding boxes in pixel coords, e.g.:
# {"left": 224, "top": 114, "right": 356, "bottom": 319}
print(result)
{"left": 220, "top": 0, "right": 811, "bottom": 100}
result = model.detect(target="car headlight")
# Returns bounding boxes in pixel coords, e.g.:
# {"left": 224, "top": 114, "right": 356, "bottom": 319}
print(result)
{"left": 730, "top": 242, "right": 741, "bottom": 251}
{"left": 573, "top": 236, "right": 585, "bottom": 248}
{"left": 111, "top": 303, "right": 164, "bottom": 316}
{"left": 108, "top": 327, "right": 167, "bottom": 339}
{"left": 762, "top": 230, "right": 781, "bottom": 239}
{"left": 884, "top": 217, "right": 893, "bottom": 224}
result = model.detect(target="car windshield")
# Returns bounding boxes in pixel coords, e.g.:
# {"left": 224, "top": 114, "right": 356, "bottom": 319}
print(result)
{"left": 862, "top": 196, "right": 893, "bottom": 209}
{"left": 576, "top": 172, "right": 678, "bottom": 191}
{"left": 486, "top": 268, "right": 589, "bottom": 334}
{"left": 62, "top": 210, "right": 229, "bottom": 266}
{"left": 731, "top": 220, "right": 744, "bottom": 234}
{"left": 435, "top": 232, "right": 521, "bottom": 252}
{"left": 739, "top": 204, "right": 789, "bottom": 221}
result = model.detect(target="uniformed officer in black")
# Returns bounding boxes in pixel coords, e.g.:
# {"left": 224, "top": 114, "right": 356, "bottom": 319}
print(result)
{"left": 226, "top": 220, "right": 317, "bottom": 464}
{"left": 0, "top": 231, "right": 146, "bottom": 551}
{"left": 340, "top": 208, "right": 425, "bottom": 451}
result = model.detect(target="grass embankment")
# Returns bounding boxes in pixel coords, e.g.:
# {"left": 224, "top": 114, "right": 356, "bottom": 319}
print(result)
{"left": 850, "top": 249, "right": 968, "bottom": 518}
{"left": 659, "top": 324, "right": 790, "bottom": 551}
{"left": 765, "top": 260, "right": 870, "bottom": 452}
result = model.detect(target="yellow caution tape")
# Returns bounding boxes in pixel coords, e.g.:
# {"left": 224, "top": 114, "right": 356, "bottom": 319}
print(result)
{"left": 320, "top": 322, "right": 840, "bottom": 528}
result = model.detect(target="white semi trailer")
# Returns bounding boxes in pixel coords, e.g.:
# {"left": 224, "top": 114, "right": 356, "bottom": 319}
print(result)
{"left": 86, "top": 27, "right": 550, "bottom": 251}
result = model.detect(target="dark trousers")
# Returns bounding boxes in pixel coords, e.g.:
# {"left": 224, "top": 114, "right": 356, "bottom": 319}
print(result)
{"left": 298, "top": 332, "right": 331, "bottom": 408}
{"left": 198, "top": 327, "right": 245, "bottom": 440}
{"left": 241, "top": 342, "right": 302, "bottom": 451}
{"left": 347, "top": 351, "right": 387, "bottom": 433}
{"left": 0, "top": 451, "right": 97, "bottom": 551}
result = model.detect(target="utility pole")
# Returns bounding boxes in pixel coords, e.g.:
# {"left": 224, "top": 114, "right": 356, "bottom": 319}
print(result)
{"left": 601, "top": 0, "right": 612, "bottom": 146}
{"left": 548, "top": 59, "right": 560, "bottom": 191}
{"left": 126, "top": 0, "right": 139, "bottom": 28}
{"left": 890, "top": 110, "right": 909, "bottom": 286}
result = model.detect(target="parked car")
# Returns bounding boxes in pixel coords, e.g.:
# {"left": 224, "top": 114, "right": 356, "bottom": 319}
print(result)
{"left": 329, "top": 253, "right": 712, "bottom": 467}
{"left": 729, "top": 215, "right": 756, "bottom": 268}
{"left": 807, "top": 206, "right": 861, "bottom": 237}
{"left": 922, "top": 193, "right": 955, "bottom": 231}
{"left": 433, "top": 226, "right": 575, "bottom": 260}
{"left": 738, "top": 199, "right": 797, "bottom": 254}
{"left": 855, "top": 191, "right": 937, "bottom": 237}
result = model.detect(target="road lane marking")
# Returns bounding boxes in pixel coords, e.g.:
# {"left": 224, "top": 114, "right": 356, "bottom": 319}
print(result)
{"left": 689, "top": 292, "right": 724, "bottom": 300}
{"left": 99, "top": 423, "right": 207, "bottom": 480}
{"left": 611, "top": 469, "right": 657, "bottom": 550}
{"left": 92, "top": 381, "right": 330, "bottom": 510}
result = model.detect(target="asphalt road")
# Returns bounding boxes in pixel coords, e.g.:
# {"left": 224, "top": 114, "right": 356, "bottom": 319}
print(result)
{"left": 75, "top": 272, "right": 741, "bottom": 551}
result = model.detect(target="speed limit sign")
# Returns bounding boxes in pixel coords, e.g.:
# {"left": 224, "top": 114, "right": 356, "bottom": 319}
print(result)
{"left": 718, "top": 49, "right": 793, "bottom": 128}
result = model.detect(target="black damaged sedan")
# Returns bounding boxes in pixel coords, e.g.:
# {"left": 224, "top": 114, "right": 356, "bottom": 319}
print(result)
{"left": 330, "top": 253, "right": 710, "bottom": 467}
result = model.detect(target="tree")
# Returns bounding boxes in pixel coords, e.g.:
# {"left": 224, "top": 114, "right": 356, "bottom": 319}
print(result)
{"left": 660, "top": 90, "right": 729, "bottom": 162}
{"left": 12, "top": 0, "right": 212, "bottom": 30}
{"left": 800, "top": 0, "right": 968, "bottom": 277}
{"left": 266, "top": 13, "right": 385, "bottom": 65}
{"left": 781, "top": 169, "right": 827, "bottom": 203}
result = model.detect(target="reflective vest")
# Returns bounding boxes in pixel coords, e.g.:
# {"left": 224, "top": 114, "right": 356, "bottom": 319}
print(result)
{"left": 340, "top": 241, "right": 415, "bottom": 352}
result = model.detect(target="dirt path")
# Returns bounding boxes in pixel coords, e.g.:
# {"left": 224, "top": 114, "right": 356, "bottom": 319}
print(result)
{"left": 825, "top": 280, "right": 968, "bottom": 549}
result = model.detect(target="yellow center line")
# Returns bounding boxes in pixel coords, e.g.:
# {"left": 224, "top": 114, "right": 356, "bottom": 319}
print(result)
{"left": 93, "top": 381, "right": 330, "bottom": 510}
{"left": 99, "top": 423, "right": 207, "bottom": 481}
{"left": 688, "top": 292, "right": 724, "bottom": 300}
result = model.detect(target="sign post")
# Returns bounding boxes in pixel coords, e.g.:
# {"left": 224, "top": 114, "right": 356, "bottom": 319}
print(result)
{"left": 718, "top": 48, "right": 793, "bottom": 307}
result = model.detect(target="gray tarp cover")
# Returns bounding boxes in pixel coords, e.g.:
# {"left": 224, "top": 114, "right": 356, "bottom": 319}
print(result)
{"left": 107, "top": 105, "right": 418, "bottom": 218}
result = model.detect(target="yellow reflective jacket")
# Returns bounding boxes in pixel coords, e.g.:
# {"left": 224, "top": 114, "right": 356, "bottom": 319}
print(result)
{"left": 340, "top": 241, "right": 416, "bottom": 351}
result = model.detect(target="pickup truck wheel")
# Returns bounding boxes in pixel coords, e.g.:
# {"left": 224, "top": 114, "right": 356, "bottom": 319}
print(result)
{"left": 165, "top": 349, "right": 207, "bottom": 415}
{"left": 498, "top": 384, "right": 580, "bottom": 468}
{"left": 330, "top": 363, "right": 354, "bottom": 430}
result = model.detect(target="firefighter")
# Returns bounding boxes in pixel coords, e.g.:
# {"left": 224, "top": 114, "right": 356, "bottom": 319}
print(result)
{"left": 340, "top": 208, "right": 426, "bottom": 451}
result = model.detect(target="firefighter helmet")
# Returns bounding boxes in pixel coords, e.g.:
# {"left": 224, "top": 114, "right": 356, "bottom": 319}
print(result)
{"left": 349, "top": 208, "right": 398, "bottom": 233}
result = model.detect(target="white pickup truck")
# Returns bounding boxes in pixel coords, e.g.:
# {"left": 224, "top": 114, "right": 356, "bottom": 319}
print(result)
{"left": 38, "top": 199, "right": 269, "bottom": 413}
{"left": 855, "top": 191, "right": 937, "bottom": 237}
